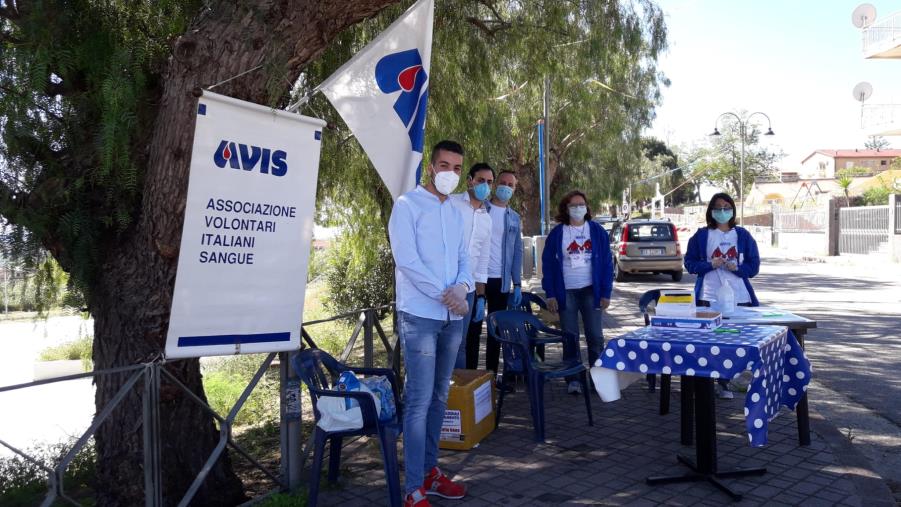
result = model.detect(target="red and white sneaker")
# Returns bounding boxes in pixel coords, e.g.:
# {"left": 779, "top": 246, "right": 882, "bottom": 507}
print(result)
{"left": 422, "top": 466, "right": 466, "bottom": 499}
{"left": 404, "top": 487, "right": 431, "bottom": 507}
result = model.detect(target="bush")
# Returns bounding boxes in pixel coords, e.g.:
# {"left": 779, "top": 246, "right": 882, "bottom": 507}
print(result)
{"left": 323, "top": 235, "right": 394, "bottom": 315}
{"left": 0, "top": 439, "right": 96, "bottom": 507}
{"left": 38, "top": 336, "right": 93, "bottom": 371}
{"left": 201, "top": 355, "right": 281, "bottom": 427}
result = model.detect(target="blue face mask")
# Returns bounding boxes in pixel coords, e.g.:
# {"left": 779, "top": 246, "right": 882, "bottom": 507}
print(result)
{"left": 472, "top": 182, "right": 491, "bottom": 201}
{"left": 712, "top": 209, "right": 733, "bottom": 224}
{"left": 495, "top": 185, "right": 514, "bottom": 201}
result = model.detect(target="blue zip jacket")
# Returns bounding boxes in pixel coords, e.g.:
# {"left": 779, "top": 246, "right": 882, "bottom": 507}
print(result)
{"left": 484, "top": 201, "right": 523, "bottom": 293}
{"left": 684, "top": 226, "right": 760, "bottom": 306}
{"left": 541, "top": 221, "right": 614, "bottom": 311}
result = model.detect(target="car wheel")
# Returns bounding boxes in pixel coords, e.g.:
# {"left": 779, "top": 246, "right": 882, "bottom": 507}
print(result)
{"left": 615, "top": 262, "right": 627, "bottom": 282}
{"left": 671, "top": 270, "right": 683, "bottom": 282}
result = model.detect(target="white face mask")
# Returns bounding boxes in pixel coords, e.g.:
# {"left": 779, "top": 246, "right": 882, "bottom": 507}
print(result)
{"left": 433, "top": 170, "right": 460, "bottom": 196}
{"left": 569, "top": 205, "right": 587, "bottom": 221}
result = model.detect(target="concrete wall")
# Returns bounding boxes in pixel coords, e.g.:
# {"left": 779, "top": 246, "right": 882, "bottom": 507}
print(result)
{"left": 775, "top": 232, "right": 828, "bottom": 256}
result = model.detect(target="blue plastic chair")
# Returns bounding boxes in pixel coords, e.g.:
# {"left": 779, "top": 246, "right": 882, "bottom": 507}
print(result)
{"left": 638, "top": 289, "right": 672, "bottom": 415}
{"left": 291, "top": 349, "right": 403, "bottom": 507}
{"left": 508, "top": 291, "right": 549, "bottom": 364}
{"left": 487, "top": 310, "right": 593, "bottom": 442}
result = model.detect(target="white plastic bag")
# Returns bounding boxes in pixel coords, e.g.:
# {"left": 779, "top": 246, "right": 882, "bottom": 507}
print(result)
{"left": 315, "top": 372, "right": 381, "bottom": 432}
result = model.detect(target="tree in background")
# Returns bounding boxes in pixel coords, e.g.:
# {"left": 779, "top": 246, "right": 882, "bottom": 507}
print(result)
{"left": 300, "top": 0, "right": 668, "bottom": 237}
{"left": 690, "top": 113, "right": 784, "bottom": 200}
{"left": 1, "top": 1, "right": 402, "bottom": 504}
{"left": 865, "top": 135, "right": 891, "bottom": 151}
{"left": 634, "top": 137, "right": 694, "bottom": 207}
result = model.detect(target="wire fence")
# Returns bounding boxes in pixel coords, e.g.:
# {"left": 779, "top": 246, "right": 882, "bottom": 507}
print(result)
{"left": 0, "top": 304, "right": 398, "bottom": 506}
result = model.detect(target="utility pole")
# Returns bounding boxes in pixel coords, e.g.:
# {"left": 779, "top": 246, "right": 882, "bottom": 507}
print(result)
{"left": 543, "top": 76, "right": 551, "bottom": 231}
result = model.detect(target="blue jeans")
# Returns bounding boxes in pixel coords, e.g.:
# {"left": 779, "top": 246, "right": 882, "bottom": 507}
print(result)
{"left": 454, "top": 291, "right": 476, "bottom": 369}
{"left": 398, "top": 311, "right": 464, "bottom": 495}
{"left": 559, "top": 285, "right": 604, "bottom": 382}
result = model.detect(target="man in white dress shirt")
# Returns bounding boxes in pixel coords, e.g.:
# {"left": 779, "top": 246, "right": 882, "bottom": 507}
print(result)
{"left": 388, "top": 140, "right": 473, "bottom": 505}
{"left": 449, "top": 162, "right": 494, "bottom": 369}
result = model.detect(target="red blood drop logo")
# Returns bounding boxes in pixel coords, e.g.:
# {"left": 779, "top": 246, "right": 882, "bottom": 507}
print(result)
{"left": 397, "top": 65, "right": 422, "bottom": 92}
{"left": 222, "top": 144, "right": 231, "bottom": 159}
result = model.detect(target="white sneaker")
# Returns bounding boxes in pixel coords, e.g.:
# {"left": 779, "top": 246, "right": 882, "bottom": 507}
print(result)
{"left": 567, "top": 381, "right": 583, "bottom": 395}
{"left": 718, "top": 388, "right": 734, "bottom": 400}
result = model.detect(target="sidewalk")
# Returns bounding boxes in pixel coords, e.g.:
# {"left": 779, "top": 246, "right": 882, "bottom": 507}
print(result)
{"left": 312, "top": 375, "right": 894, "bottom": 506}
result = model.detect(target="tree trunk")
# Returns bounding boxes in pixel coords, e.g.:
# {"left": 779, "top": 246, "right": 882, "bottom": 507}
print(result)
{"left": 91, "top": 2, "right": 400, "bottom": 505}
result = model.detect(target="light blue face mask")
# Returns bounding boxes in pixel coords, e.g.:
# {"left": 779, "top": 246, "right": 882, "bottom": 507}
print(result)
{"left": 472, "top": 182, "right": 491, "bottom": 201}
{"left": 495, "top": 184, "right": 514, "bottom": 201}
{"left": 713, "top": 209, "right": 733, "bottom": 224}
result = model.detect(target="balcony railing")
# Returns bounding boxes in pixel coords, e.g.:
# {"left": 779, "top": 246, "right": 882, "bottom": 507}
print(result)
{"left": 862, "top": 11, "right": 901, "bottom": 57}
{"left": 861, "top": 103, "right": 901, "bottom": 132}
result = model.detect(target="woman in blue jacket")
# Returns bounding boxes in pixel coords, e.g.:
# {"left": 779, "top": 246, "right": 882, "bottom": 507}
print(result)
{"left": 684, "top": 192, "right": 760, "bottom": 397}
{"left": 541, "top": 190, "right": 614, "bottom": 394}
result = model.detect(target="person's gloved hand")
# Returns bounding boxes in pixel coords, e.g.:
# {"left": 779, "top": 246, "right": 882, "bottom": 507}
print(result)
{"left": 472, "top": 296, "right": 486, "bottom": 322}
{"left": 508, "top": 286, "right": 522, "bottom": 308}
{"left": 442, "top": 283, "right": 469, "bottom": 316}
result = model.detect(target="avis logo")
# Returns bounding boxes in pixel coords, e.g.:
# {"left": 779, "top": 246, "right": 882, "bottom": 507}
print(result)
{"left": 213, "top": 141, "right": 288, "bottom": 177}
{"left": 375, "top": 49, "right": 429, "bottom": 154}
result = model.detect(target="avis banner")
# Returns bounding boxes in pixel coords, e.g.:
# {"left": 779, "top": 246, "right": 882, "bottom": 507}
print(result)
{"left": 165, "top": 91, "right": 326, "bottom": 358}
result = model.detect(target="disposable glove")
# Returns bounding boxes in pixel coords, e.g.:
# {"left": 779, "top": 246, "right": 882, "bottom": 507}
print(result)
{"left": 508, "top": 286, "right": 522, "bottom": 308}
{"left": 472, "top": 296, "right": 486, "bottom": 322}
{"left": 442, "top": 283, "right": 469, "bottom": 316}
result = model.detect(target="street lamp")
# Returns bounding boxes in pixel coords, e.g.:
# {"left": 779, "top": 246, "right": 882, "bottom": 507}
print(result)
{"left": 710, "top": 112, "right": 775, "bottom": 225}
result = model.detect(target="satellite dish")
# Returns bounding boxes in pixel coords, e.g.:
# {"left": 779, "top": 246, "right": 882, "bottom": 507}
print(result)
{"left": 852, "top": 82, "right": 873, "bottom": 103}
{"left": 852, "top": 3, "right": 877, "bottom": 28}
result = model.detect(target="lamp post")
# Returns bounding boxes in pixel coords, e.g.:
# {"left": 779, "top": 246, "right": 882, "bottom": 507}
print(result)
{"left": 710, "top": 112, "right": 775, "bottom": 225}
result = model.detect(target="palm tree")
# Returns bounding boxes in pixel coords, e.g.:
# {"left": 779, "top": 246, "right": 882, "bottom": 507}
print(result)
{"left": 837, "top": 175, "right": 853, "bottom": 207}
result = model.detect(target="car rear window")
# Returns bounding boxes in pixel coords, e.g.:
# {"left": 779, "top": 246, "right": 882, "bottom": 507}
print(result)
{"left": 627, "top": 223, "right": 674, "bottom": 242}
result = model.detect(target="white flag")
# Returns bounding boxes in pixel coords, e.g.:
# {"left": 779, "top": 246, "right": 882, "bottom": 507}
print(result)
{"left": 318, "top": 0, "right": 434, "bottom": 200}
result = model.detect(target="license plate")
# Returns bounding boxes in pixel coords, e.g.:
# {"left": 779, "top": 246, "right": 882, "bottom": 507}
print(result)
{"left": 640, "top": 248, "right": 665, "bottom": 256}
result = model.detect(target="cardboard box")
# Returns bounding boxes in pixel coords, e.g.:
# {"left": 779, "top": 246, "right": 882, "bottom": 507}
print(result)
{"left": 439, "top": 369, "right": 496, "bottom": 450}
{"left": 650, "top": 311, "right": 722, "bottom": 331}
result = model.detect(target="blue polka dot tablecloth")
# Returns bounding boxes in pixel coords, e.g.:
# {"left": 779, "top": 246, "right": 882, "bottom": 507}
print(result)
{"left": 598, "top": 324, "right": 811, "bottom": 447}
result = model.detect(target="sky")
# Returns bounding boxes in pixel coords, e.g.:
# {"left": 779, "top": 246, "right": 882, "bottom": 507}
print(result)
{"left": 647, "top": 0, "right": 901, "bottom": 170}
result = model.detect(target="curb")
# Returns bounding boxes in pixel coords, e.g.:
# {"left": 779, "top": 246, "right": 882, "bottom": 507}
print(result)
{"left": 808, "top": 406, "right": 897, "bottom": 507}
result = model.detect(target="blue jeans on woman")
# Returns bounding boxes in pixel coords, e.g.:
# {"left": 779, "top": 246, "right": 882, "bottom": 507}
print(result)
{"left": 559, "top": 285, "right": 604, "bottom": 382}
{"left": 398, "top": 311, "right": 464, "bottom": 495}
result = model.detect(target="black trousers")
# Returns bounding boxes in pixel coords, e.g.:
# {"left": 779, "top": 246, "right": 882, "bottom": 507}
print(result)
{"left": 464, "top": 277, "right": 509, "bottom": 371}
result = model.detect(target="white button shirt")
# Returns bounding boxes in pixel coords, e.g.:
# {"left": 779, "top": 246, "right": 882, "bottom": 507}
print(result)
{"left": 449, "top": 192, "right": 493, "bottom": 284}
{"left": 389, "top": 186, "right": 474, "bottom": 321}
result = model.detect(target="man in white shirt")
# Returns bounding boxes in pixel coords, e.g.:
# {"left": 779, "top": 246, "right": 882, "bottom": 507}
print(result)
{"left": 388, "top": 140, "right": 472, "bottom": 505}
{"left": 450, "top": 163, "right": 494, "bottom": 369}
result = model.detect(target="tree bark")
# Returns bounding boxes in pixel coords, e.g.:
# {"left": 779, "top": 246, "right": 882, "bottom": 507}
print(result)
{"left": 91, "top": 1, "right": 399, "bottom": 505}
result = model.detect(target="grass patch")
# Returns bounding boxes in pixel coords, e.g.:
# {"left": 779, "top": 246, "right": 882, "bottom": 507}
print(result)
{"left": 202, "top": 355, "right": 281, "bottom": 427}
{"left": 0, "top": 439, "right": 96, "bottom": 507}
{"left": 37, "top": 335, "right": 93, "bottom": 371}
{"left": 256, "top": 491, "right": 307, "bottom": 507}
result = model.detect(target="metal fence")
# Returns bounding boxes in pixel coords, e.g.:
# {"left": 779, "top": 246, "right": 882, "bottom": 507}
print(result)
{"left": 863, "top": 10, "right": 901, "bottom": 54}
{"left": 839, "top": 205, "right": 890, "bottom": 255}
{"left": 0, "top": 305, "right": 398, "bottom": 507}
{"left": 896, "top": 199, "right": 901, "bottom": 234}
{"left": 773, "top": 208, "right": 826, "bottom": 233}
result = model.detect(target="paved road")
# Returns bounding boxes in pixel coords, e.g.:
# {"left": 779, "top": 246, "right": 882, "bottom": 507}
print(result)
{"left": 605, "top": 247, "right": 901, "bottom": 499}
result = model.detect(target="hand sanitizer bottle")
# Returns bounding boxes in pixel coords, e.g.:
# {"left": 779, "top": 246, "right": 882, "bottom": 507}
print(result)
{"left": 716, "top": 282, "right": 735, "bottom": 316}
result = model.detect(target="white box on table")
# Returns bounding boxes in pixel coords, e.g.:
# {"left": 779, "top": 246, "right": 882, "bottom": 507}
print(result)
{"left": 650, "top": 311, "right": 723, "bottom": 331}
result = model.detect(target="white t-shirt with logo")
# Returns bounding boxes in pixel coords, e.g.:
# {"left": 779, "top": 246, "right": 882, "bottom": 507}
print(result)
{"left": 487, "top": 204, "right": 506, "bottom": 278}
{"left": 561, "top": 223, "right": 592, "bottom": 289}
{"left": 701, "top": 228, "right": 751, "bottom": 304}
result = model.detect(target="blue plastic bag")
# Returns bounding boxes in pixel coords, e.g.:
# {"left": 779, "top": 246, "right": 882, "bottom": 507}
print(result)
{"left": 361, "top": 375, "right": 397, "bottom": 422}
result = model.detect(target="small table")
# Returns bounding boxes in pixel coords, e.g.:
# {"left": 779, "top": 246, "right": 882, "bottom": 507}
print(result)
{"left": 723, "top": 305, "right": 816, "bottom": 446}
{"left": 595, "top": 323, "right": 811, "bottom": 501}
